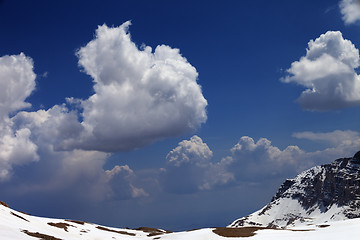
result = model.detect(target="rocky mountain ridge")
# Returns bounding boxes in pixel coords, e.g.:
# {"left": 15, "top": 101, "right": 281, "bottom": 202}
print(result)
{"left": 229, "top": 151, "right": 360, "bottom": 228}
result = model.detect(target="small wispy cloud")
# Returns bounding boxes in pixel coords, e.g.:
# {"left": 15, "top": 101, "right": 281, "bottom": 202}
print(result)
{"left": 293, "top": 130, "right": 360, "bottom": 146}
{"left": 41, "top": 71, "right": 48, "bottom": 78}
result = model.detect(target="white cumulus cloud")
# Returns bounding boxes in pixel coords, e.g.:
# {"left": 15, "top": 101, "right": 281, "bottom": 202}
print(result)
{"left": 10, "top": 106, "right": 145, "bottom": 202}
{"left": 339, "top": 0, "right": 360, "bottom": 25}
{"left": 223, "top": 136, "right": 304, "bottom": 180}
{"left": 0, "top": 127, "right": 39, "bottom": 181}
{"left": 106, "top": 165, "right": 148, "bottom": 199}
{"left": 161, "top": 131, "right": 360, "bottom": 194}
{"left": 0, "top": 53, "right": 38, "bottom": 181}
{"left": 0, "top": 22, "right": 208, "bottom": 208}
{"left": 224, "top": 131, "right": 360, "bottom": 182}
{"left": 282, "top": 31, "right": 360, "bottom": 111}
{"left": 162, "top": 136, "right": 233, "bottom": 193}
{"left": 166, "top": 135, "right": 213, "bottom": 167}
{"left": 69, "top": 21, "right": 207, "bottom": 152}
{"left": 0, "top": 53, "right": 36, "bottom": 118}
{"left": 0, "top": 51, "right": 149, "bottom": 200}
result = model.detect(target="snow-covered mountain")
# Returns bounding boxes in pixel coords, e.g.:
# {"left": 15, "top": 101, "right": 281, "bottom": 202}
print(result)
{"left": 229, "top": 151, "right": 360, "bottom": 228}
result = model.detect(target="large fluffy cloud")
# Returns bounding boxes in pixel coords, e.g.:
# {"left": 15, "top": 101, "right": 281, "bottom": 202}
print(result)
{"left": 68, "top": 21, "right": 207, "bottom": 152}
{"left": 282, "top": 31, "right": 360, "bottom": 111}
{"left": 4, "top": 105, "right": 145, "bottom": 202}
{"left": 339, "top": 0, "right": 360, "bottom": 25}
{"left": 0, "top": 21, "right": 207, "bottom": 206}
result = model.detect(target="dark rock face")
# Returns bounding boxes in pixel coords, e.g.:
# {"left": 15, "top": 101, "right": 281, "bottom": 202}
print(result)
{"left": 271, "top": 152, "right": 360, "bottom": 218}
{"left": 353, "top": 151, "right": 360, "bottom": 161}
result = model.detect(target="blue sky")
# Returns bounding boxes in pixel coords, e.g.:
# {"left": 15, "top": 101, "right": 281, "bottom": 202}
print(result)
{"left": 1, "top": 0, "right": 360, "bottom": 231}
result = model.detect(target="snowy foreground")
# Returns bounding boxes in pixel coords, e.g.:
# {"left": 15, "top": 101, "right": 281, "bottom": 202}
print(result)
{"left": 229, "top": 197, "right": 353, "bottom": 228}
{"left": 1, "top": 203, "right": 360, "bottom": 240}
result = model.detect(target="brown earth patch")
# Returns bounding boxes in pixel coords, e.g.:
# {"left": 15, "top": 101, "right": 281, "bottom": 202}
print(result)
{"left": 96, "top": 226, "right": 136, "bottom": 236}
{"left": 65, "top": 219, "right": 86, "bottom": 225}
{"left": 213, "top": 227, "right": 268, "bottom": 237}
{"left": 22, "top": 230, "right": 63, "bottom": 240}
{"left": 213, "top": 227, "right": 314, "bottom": 237}
{"left": 11, "top": 212, "right": 29, "bottom": 222}
{"left": 148, "top": 232, "right": 163, "bottom": 237}
{"left": 47, "top": 222, "right": 74, "bottom": 232}
{"left": 317, "top": 224, "right": 330, "bottom": 228}
{"left": 0, "top": 201, "right": 9, "bottom": 207}
{"left": 134, "top": 227, "right": 162, "bottom": 232}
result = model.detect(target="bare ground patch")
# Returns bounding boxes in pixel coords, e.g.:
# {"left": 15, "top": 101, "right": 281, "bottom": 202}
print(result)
{"left": 65, "top": 219, "right": 87, "bottom": 225}
{"left": 11, "top": 212, "right": 29, "bottom": 222}
{"left": 317, "top": 224, "right": 330, "bottom": 228}
{"left": 22, "top": 230, "right": 63, "bottom": 240}
{"left": 213, "top": 227, "right": 314, "bottom": 237}
{"left": 0, "top": 201, "right": 9, "bottom": 207}
{"left": 96, "top": 226, "right": 136, "bottom": 236}
{"left": 213, "top": 227, "right": 267, "bottom": 237}
{"left": 47, "top": 222, "right": 75, "bottom": 232}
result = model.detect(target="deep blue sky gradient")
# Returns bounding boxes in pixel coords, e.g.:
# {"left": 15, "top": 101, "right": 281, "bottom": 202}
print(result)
{"left": 1, "top": 0, "right": 360, "bottom": 231}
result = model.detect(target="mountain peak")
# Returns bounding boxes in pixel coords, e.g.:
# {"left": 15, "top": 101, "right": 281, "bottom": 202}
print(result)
{"left": 353, "top": 151, "right": 360, "bottom": 160}
{"left": 229, "top": 151, "right": 360, "bottom": 228}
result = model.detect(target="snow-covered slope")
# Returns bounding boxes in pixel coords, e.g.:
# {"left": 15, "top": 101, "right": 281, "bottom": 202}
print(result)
{"left": 1, "top": 202, "right": 360, "bottom": 239}
{"left": 229, "top": 151, "right": 360, "bottom": 228}
{"left": 0, "top": 201, "right": 159, "bottom": 240}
